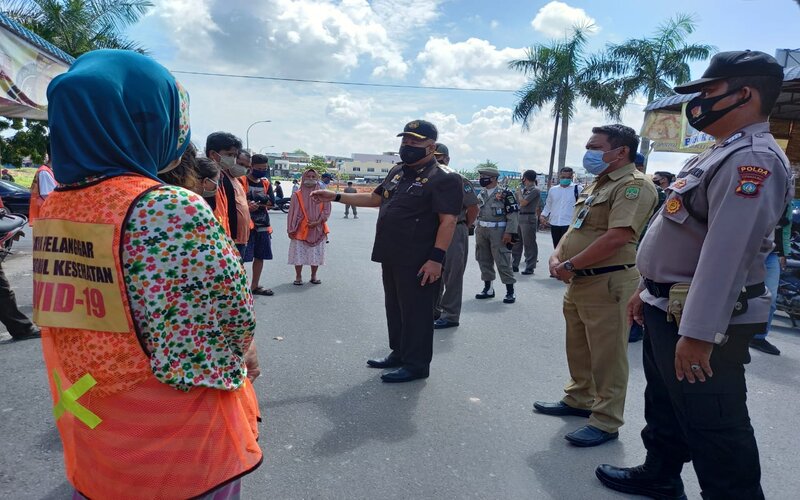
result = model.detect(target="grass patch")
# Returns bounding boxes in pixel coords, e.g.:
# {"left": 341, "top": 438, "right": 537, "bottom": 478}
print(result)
{"left": 4, "top": 167, "right": 37, "bottom": 189}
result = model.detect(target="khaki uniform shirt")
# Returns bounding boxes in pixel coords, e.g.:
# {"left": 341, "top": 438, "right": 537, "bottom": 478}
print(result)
{"left": 516, "top": 185, "right": 541, "bottom": 223}
{"left": 477, "top": 186, "right": 519, "bottom": 234}
{"left": 560, "top": 163, "right": 658, "bottom": 266}
{"left": 637, "top": 122, "right": 793, "bottom": 344}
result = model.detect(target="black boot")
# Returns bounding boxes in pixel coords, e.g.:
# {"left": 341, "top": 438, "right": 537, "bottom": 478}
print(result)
{"left": 503, "top": 284, "right": 516, "bottom": 304}
{"left": 596, "top": 455, "right": 686, "bottom": 500}
{"left": 476, "top": 281, "right": 495, "bottom": 299}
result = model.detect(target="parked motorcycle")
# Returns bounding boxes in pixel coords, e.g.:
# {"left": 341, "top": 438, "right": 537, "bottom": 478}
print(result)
{"left": 0, "top": 208, "right": 27, "bottom": 263}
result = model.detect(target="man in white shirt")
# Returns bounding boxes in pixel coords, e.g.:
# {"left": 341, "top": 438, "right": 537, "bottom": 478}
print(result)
{"left": 540, "top": 167, "right": 581, "bottom": 248}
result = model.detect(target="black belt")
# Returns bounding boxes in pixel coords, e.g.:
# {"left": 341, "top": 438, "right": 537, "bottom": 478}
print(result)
{"left": 574, "top": 264, "right": 635, "bottom": 277}
{"left": 644, "top": 278, "right": 766, "bottom": 300}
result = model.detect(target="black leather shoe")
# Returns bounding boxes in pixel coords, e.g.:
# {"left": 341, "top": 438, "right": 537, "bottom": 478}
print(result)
{"left": 503, "top": 292, "right": 516, "bottom": 304}
{"left": 367, "top": 355, "right": 403, "bottom": 369}
{"left": 434, "top": 318, "right": 459, "bottom": 329}
{"left": 533, "top": 400, "right": 591, "bottom": 418}
{"left": 381, "top": 367, "right": 429, "bottom": 383}
{"left": 596, "top": 464, "right": 687, "bottom": 500}
{"left": 565, "top": 425, "right": 618, "bottom": 447}
{"left": 749, "top": 338, "right": 780, "bottom": 355}
{"left": 521, "top": 269, "right": 534, "bottom": 275}
{"left": 512, "top": 266, "right": 520, "bottom": 272}
{"left": 12, "top": 328, "right": 41, "bottom": 342}
{"left": 475, "top": 288, "right": 495, "bottom": 299}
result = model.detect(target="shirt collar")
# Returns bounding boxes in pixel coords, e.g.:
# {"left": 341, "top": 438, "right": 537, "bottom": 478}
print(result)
{"left": 607, "top": 162, "right": 636, "bottom": 181}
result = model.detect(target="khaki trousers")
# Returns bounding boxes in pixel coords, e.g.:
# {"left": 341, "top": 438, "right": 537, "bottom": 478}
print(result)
{"left": 475, "top": 226, "right": 515, "bottom": 285}
{"left": 561, "top": 267, "right": 639, "bottom": 433}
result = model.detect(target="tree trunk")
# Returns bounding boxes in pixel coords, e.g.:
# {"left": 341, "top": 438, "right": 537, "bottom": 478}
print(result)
{"left": 638, "top": 88, "right": 657, "bottom": 173}
{"left": 546, "top": 109, "right": 560, "bottom": 186}
{"left": 557, "top": 113, "right": 569, "bottom": 172}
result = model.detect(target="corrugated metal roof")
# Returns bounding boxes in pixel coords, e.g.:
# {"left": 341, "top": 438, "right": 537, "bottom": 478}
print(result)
{"left": 645, "top": 66, "right": 800, "bottom": 112}
{"left": 0, "top": 12, "right": 74, "bottom": 65}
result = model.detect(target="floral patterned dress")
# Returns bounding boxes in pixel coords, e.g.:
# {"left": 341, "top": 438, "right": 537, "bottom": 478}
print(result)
{"left": 121, "top": 185, "right": 255, "bottom": 392}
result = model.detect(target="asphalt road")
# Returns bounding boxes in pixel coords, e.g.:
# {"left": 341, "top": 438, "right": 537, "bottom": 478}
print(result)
{"left": 2, "top": 206, "right": 799, "bottom": 499}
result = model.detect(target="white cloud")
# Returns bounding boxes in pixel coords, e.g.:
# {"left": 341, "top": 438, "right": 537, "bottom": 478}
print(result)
{"left": 530, "top": 1, "right": 597, "bottom": 38}
{"left": 490, "top": 20, "right": 500, "bottom": 29}
{"left": 325, "top": 93, "right": 374, "bottom": 123}
{"left": 153, "top": 0, "right": 444, "bottom": 79}
{"left": 416, "top": 37, "right": 527, "bottom": 90}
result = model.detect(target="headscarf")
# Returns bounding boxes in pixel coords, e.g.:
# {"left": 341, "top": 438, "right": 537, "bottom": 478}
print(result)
{"left": 47, "top": 49, "right": 191, "bottom": 185}
{"left": 287, "top": 169, "right": 331, "bottom": 246}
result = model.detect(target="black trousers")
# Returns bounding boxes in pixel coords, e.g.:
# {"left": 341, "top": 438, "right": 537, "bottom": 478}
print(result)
{"left": 640, "top": 304, "right": 764, "bottom": 500}
{"left": 550, "top": 225, "right": 569, "bottom": 248}
{"left": 0, "top": 264, "right": 35, "bottom": 338}
{"left": 381, "top": 263, "right": 439, "bottom": 373}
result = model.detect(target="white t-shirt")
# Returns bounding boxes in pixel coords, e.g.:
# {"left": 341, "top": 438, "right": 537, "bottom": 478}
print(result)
{"left": 541, "top": 183, "right": 581, "bottom": 226}
{"left": 37, "top": 168, "right": 57, "bottom": 197}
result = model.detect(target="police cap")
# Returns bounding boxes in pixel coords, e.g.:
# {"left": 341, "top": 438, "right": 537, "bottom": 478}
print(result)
{"left": 434, "top": 143, "right": 449, "bottom": 157}
{"left": 478, "top": 166, "right": 500, "bottom": 177}
{"left": 674, "top": 50, "right": 784, "bottom": 94}
{"left": 397, "top": 120, "right": 438, "bottom": 141}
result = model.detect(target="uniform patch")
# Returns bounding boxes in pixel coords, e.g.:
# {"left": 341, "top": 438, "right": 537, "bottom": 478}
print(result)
{"left": 672, "top": 179, "right": 687, "bottom": 189}
{"left": 735, "top": 166, "right": 770, "bottom": 198}
{"left": 624, "top": 186, "right": 640, "bottom": 200}
{"left": 665, "top": 198, "right": 682, "bottom": 214}
{"left": 465, "top": 184, "right": 473, "bottom": 193}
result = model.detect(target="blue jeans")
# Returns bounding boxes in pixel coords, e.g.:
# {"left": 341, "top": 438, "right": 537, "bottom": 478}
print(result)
{"left": 754, "top": 252, "right": 780, "bottom": 340}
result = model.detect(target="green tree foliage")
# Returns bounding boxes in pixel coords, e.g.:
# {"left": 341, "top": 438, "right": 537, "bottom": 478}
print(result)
{"left": 509, "top": 24, "right": 622, "bottom": 183}
{"left": 0, "top": 0, "right": 153, "bottom": 57}
{"left": 309, "top": 155, "right": 329, "bottom": 174}
{"left": 0, "top": 119, "right": 48, "bottom": 166}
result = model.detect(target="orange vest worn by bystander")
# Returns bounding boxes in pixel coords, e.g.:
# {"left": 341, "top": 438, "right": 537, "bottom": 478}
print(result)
{"left": 32, "top": 175, "right": 262, "bottom": 499}
{"left": 214, "top": 181, "right": 232, "bottom": 238}
{"left": 292, "top": 191, "right": 330, "bottom": 241}
{"left": 28, "top": 164, "right": 54, "bottom": 226}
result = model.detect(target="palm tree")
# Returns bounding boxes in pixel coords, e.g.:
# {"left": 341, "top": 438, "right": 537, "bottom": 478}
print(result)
{"left": 509, "top": 25, "right": 622, "bottom": 184}
{"left": 603, "top": 14, "right": 714, "bottom": 165}
{"left": 0, "top": 0, "right": 153, "bottom": 57}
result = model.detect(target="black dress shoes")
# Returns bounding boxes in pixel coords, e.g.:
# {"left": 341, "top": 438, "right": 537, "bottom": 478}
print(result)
{"left": 503, "top": 292, "right": 516, "bottom": 304}
{"left": 381, "top": 367, "right": 429, "bottom": 383}
{"left": 533, "top": 400, "right": 591, "bottom": 418}
{"left": 512, "top": 266, "right": 520, "bottom": 272}
{"left": 596, "top": 464, "right": 687, "bottom": 500}
{"left": 564, "top": 425, "right": 618, "bottom": 447}
{"left": 521, "top": 269, "right": 534, "bottom": 275}
{"left": 433, "top": 318, "right": 459, "bottom": 329}
{"left": 475, "top": 288, "right": 495, "bottom": 299}
{"left": 749, "top": 337, "right": 780, "bottom": 355}
{"left": 367, "top": 356, "right": 403, "bottom": 369}
{"left": 11, "top": 328, "right": 41, "bottom": 342}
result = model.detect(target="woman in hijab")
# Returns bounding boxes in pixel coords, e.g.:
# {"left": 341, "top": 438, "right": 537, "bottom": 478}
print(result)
{"left": 287, "top": 168, "right": 331, "bottom": 285}
{"left": 38, "top": 50, "right": 261, "bottom": 500}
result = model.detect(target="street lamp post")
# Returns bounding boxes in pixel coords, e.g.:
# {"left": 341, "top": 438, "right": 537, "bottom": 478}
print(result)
{"left": 246, "top": 120, "right": 271, "bottom": 151}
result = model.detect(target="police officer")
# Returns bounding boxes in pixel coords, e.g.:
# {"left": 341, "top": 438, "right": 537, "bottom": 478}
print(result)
{"left": 512, "top": 170, "right": 541, "bottom": 275}
{"left": 474, "top": 167, "right": 519, "bottom": 303}
{"left": 433, "top": 143, "right": 479, "bottom": 329}
{"left": 311, "top": 120, "right": 463, "bottom": 382}
{"left": 534, "top": 124, "right": 658, "bottom": 447}
{"left": 596, "top": 51, "right": 791, "bottom": 500}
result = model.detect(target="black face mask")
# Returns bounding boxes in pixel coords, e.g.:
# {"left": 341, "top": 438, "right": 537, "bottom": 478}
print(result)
{"left": 479, "top": 177, "right": 493, "bottom": 187}
{"left": 399, "top": 145, "right": 429, "bottom": 164}
{"left": 685, "top": 87, "right": 750, "bottom": 131}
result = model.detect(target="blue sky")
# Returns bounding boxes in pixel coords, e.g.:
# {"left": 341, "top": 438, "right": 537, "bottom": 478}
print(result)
{"left": 128, "top": 0, "right": 800, "bottom": 174}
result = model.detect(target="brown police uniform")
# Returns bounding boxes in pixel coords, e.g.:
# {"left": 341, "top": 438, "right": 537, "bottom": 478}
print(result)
{"left": 635, "top": 122, "right": 792, "bottom": 498}
{"left": 558, "top": 162, "right": 658, "bottom": 433}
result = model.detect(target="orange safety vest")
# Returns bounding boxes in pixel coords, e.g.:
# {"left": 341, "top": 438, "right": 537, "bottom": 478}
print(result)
{"left": 33, "top": 175, "right": 262, "bottom": 499}
{"left": 214, "top": 181, "right": 232, "bottom": 238}
{"left": 28, "top": 164, "right": 54, "bottom": 226}
{"left": 292, "top": 191, "right": 329, "bottom": 241}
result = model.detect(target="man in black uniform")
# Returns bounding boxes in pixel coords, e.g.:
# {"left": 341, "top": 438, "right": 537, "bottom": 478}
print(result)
{"left": 312, "top": 120, "right": 463, "bottom": 382}
{"left": 597, "top": 50, "right": 791, "bottom": 500}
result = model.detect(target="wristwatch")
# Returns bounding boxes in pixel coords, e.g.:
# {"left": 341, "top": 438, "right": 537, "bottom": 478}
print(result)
{"left": 563, "top": 260, "right": 575, "bottom": 272}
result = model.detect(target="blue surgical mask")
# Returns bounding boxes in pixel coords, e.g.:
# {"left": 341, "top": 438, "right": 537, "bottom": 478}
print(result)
{"left": 582, "top": 149, "right": 615, "bottom": 175}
